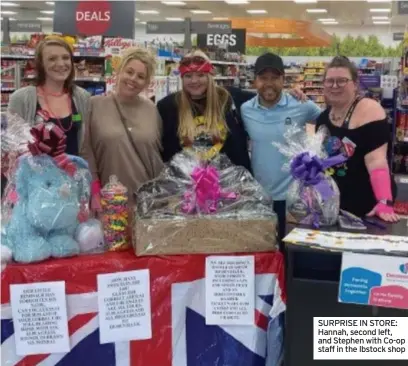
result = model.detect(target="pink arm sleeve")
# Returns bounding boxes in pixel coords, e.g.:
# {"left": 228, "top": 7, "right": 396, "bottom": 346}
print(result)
{"left": 369, "top": 167, "right": 392, "bottom": 201}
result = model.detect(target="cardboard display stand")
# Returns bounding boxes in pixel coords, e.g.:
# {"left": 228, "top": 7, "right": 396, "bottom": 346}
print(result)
{"left": 1, "top": 250, "right": 285, "bottom": 366}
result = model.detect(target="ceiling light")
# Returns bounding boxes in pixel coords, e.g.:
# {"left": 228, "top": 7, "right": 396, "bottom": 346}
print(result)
{"left": 166, "top": 17, "right": 184, "bottom": 21}
{"left": 135, "top": 18, "right": 140, "bottom": 21}
{"left": 37, "top": 17, "right": 53, "bottom": 21}
{"left": 1, "top": 11, "right": 17, "bottom": 15}
{"left": 373, "top": 20, "right": 390, "bottom": 24}
{"left": 1, "top": 2, "right": 19, "bottom": 6}
{"left": 213, "top": 17, "right": 229, "bottom": 20}
{"left": 369, "top": 8, "right": 391, "bottom": 12}
{"left": 161, "top": 1, "right": 186, "bottom": 5}
{"left": 137, "top": 10, "right": 159, "bottom": 14}
{"left": 225, "top": 0, "right": 250, "bottom": 4}
{"left": 366, "top": 0, "right": 391, "bottom": 2}
{"left": 140, "top": 21, "right": 147, "bottom": 24}
{"left": 318, "top": 18, "right": 335, "bottom": 21}
{"left": 190, "top": 10, "right": 212, "bottom": 14}
{"left": 246, "top": 9, "right": 267, "bottom": 14}
{"left": 321, "top": 21, "right": 338, "bottom": 25}
{"left": 372, "top": 16, "right": 389, "bottom": 20}
{"left": 40, "top": 10, "right": 54, "bottom": 14}
{"left": 46, "top": 1, "right": 55, "bottom": 5}
{"left": 294, "top": 0, "right": 318, "bottom": 3}
{"left": 306, "top": 9, "right": 327, "bottom": 13}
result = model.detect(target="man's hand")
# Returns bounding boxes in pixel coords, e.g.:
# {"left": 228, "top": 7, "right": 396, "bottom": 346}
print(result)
{"left": 288, "top": 86, "right": 307, "bottom": 102}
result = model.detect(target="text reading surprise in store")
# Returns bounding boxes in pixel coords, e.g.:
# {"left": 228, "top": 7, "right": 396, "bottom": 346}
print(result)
{"left": 313, "top": 317, "right": 408, "bottom": 360}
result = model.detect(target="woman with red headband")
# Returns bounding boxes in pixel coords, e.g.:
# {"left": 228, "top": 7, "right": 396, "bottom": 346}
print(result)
{"left": 158, "top": 50, "right": 252, "bottom": 169}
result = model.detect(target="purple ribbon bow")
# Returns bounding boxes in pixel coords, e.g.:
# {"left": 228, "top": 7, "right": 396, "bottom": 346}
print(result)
{"left": 290, "top": 152, "right": 347, "bottom": 200}
{"left": 181, "top": 166, "right": 238, "bottom": 214}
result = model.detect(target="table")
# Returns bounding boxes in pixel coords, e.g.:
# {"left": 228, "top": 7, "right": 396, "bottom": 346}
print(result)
{"left": 284, "top": 220, "right": 408, "bottom": 366}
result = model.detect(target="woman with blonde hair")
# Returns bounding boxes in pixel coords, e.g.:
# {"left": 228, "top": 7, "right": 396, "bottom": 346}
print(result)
{"left": 158, "top": 50, "right": 252, "bottom": 169}
{"left": 82, "top": 47, "right": 163, "bottom": 210}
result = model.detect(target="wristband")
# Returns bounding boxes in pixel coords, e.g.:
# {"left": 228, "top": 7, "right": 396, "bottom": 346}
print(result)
{"left": 373, "top": 202, "right": 395, "bottom": 216}
{"left": 91, "top": 180, "right": 101, "bottom": 195}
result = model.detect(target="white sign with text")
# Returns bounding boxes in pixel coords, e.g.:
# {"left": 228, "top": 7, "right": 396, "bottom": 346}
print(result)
{"left": 10, "top": 281, "right": 70, "bottom": 356}
{"left": 97, "top": 269, "right": 152, "bottom": 344}
{"left": 205, "top": 256, "right": 255, "bottom": 325}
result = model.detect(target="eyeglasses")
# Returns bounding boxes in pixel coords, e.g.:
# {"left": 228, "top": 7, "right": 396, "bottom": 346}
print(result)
{"left": 323, "top": 77, "right": 352, "bottom": 88}
{"left": 180, "top": 56, "right": 207, "bottom": 66}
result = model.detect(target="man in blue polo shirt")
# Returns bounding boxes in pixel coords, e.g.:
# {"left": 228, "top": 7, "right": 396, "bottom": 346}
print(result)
{"left": 241, "top": 52, "right": 321, "bottom": 243}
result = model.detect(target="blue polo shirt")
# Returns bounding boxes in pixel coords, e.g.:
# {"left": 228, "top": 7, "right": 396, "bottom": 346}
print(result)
{"left": 241, "top": 93, "right": 321, "bottom": 201}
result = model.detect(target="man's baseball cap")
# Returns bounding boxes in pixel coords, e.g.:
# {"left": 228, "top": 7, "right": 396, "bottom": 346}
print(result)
{"left": 254, "top": 52, "right": 285, "bottom": 75}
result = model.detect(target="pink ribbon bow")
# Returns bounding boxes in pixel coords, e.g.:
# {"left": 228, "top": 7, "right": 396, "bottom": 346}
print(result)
{"left": 28, "top": 124, "right": 77, "bottom": 176}
{"left": 181, "top": 166, "right": 238, "bottom": 214}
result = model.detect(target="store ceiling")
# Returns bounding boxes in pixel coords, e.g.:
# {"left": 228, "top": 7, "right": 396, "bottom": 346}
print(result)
{"left": 1, "top": 1, "right": 407, "bottom": 27}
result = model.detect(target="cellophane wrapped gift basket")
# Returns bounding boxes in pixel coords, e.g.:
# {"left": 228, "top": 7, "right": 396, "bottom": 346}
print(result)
{"left": 1, "top": 113, "right": 106, "bottom": 263}
{"left": 134, "top": 150, "right": 278, "bottom": 255}
{"left": 273, "top": 125, "right": 348, "bottom": 228}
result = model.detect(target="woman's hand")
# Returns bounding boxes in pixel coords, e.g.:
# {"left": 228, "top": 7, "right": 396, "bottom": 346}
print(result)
{"left": 367, "top": 203, "right": 399, "bottom": 223}
{"left": 288, "top": 86, "right": 307, "bottom": 102}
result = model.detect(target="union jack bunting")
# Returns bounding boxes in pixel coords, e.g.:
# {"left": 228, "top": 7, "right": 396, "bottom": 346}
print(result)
{"left": 1, "top": 250, "right": 286, "bottom": 366}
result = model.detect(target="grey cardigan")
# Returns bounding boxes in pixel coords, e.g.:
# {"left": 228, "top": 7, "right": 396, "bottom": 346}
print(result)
{"left": 7, "top": 85, "right": 90, "bottom": 147}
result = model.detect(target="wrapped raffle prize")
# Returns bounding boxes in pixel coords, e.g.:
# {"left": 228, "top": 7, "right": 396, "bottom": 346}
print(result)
{"left": 134, "top": 150, "right": 278, "bottom": 255}
{"left": 273, "top": 125, "right": 348, "bottom": 228}
{"left": 100, "top": 175, "right": 130, "bottom": 251}
{"left": 0, "top": 113, "right": 103, "bottom": 263}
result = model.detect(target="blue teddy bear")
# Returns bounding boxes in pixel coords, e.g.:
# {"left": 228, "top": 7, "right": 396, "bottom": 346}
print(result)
{"left": 2, "top": 154, "right": 91, "bottom": 263}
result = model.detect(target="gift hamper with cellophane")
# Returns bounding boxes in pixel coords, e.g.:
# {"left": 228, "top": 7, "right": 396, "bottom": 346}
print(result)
{"left": 1, "top": 113, "right": 106, "bottom": 264}
{"left": 134, "top": 149, "right": 278, "bottom": 256}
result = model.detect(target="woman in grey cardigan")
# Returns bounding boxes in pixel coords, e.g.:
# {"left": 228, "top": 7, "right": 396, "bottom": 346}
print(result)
{"left": 7, "top": 37, "right": 90, "bottom": 156}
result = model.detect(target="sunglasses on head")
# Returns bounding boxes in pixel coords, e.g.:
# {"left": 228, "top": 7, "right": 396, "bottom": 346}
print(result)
{"left": 180, "top": 56, "right": 207, "bottom": 66}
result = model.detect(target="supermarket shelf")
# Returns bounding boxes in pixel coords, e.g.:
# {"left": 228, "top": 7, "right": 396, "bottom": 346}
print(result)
{"left": 1, "top": 88, "right": 15, "bottom": 92}
{"left": 212, "top": 61, "right": 247, "bottom": 66}
{"left": 1, "top": 54, "right": 34, "bottom": 59}
{"left": 75, "top": 77, "right": 105, "bottom": 82}
{"left": 73, "top": 50, "right": 105, "bottom": 58}
{"left": 303, "top": 86, "right": 324, "bottom": 89}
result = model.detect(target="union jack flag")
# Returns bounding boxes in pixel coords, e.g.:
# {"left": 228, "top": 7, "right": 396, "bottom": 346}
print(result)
{"left": 1, "top": 250, "right": 285, "bottom": 366}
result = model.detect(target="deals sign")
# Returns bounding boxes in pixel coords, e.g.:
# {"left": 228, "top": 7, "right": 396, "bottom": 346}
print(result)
{"left": 53, "top": 1, "right": 135, "bottom": 39}
{"left": 197, "top": 28, "right": 246, "bottom": 54}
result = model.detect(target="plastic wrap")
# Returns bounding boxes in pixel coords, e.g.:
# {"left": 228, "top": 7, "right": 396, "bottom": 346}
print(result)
{"left": 273, "top": 125, "right": 347, "bottom": 228}
{"left": 1, "top": 113, "right": 96, "bottom": 263}
{"left": 135, "top": 151, "right": 278, "bottom": 256}
{"left": 1, "top": 250, "right": 286, "bottom": 366}
{"left": 100, "top": 175, "right": 130, "bottom": 251}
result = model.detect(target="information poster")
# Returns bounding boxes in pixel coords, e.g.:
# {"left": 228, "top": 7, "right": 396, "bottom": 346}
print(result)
{"left": 205, "top": 256, "right": 255, "bottom": 325}
{"left": 97, "top": 269, "right": 152, "bottom": 344}
{"left": 339, "top": 253, "right": 408, "bottom": 310}
{"left": 10, "top": 281, "right": 70, "bottom": 356}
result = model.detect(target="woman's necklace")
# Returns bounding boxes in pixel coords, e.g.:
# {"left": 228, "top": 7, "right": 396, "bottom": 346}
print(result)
{"left": 39, "top": 87, "right": 73, "bottom": 132}
{"left": 329, "top": 97, "right": 357, "bottom": 126}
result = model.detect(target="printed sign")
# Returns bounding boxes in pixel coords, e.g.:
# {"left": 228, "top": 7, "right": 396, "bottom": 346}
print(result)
{"left": 97, "top": 269, "right": 152, "bottom": 344}
{"left": 54, "top": 1, "right": 135, "bottom": 38}
{"left": 146, "top": 20, "right": 231, "bottom": 35}
{"left": 339, "top": 253, "right": 408, "bottom": 310}
{"left": 393, "top": 32, "right": 405, "bottom": 41}
{"left": 197, "top": 29, "right": 246, "bottom": 54}
{"left": 10, "top": 281, "right": 70, "bottom": 356}
{"left": 205, "top": 256, "right": 255, "bottom": 325}
{"left": 1, "top": 20, "right": 42, "bottom": 32}
{"left": 359, "top": 75, "right": 381, "bottom": 89}
{"left": 398, "top": 1, "right": 408, "bottom": 15}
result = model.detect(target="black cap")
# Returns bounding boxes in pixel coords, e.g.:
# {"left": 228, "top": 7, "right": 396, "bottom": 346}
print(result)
{"left": 254, "top": 52, "right": 285, "bottom": 75}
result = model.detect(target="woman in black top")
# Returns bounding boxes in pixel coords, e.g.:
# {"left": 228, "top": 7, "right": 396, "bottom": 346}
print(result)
{"left": 316, "top": 56, "right": 398, "bottom": 222}
{"left": 157, "top": 50, "right": 252, "bottom": 171}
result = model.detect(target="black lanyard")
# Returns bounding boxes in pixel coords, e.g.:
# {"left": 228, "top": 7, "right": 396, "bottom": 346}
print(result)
{"left": 341, "top": 97, "right": 362, "bottom": 129}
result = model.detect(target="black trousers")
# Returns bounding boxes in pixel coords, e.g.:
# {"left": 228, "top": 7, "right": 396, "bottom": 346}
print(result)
{"left": 273, "top": 200, "right": 286, "bottom": 252}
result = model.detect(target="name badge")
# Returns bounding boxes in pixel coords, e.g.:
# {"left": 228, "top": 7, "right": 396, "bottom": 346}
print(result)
{"left": 72, "top": 114, "right": 82, "bottom": 123}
